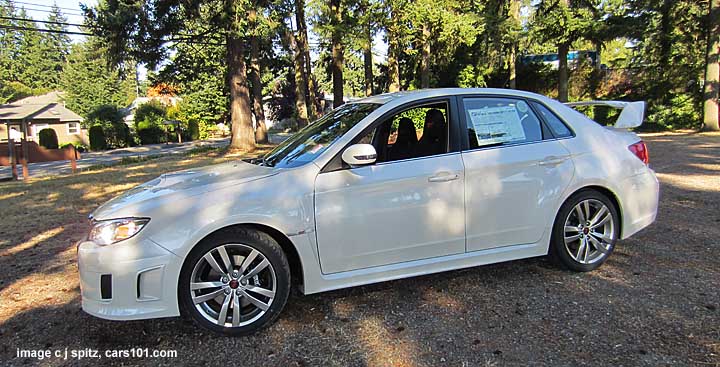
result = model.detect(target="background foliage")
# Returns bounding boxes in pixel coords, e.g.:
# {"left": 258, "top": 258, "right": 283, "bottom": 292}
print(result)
{"left": 0, "top": 0, "right": 716, "bottom": 144}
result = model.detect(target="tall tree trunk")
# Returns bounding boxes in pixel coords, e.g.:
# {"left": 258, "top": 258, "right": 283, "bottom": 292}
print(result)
{"left": 363, "top": 25, "right": 373, "bottom": 96}
{"left": 330, "top": 0, "right": 344, "bottom": 107}
{"left": 594, "top": 40, "right": 602, "bottom": 70}
{"left": 703, "top": 0, "right": 720, "bottom": 131}
{"left": 657, "top": 0, "right": 673, "bottom": 105}
{"left": 226, "top": 13, "right": 255, "bottom": 151}
{"left": 557, "top": 0, "right": 570, "bottom": 102}
{"left": 306, "top": 63, "right": 319, "bottom": 119}
{"left": 287, "top": 29, "right": 309, "bottom": 128}
{"left": 509, "top": 44, "right": 517, "bottom": 89}
{"left": 249, "top": 20, "right": 267, "bottom": 143}
{"left": 387, "top": 35, "right": 400, "bottom": 92}
{"left": 387, "top": 6, "right": 400, "bottom": 93}
{"left": 508, "top": 0, "right": 520, "bottom": 89}
{"left": 558, "top": 42, "right": 569, "bottom": 102}
{"left": 295, "top": 0, "right": 317, "bottom": 120}
{"left": 420, "top": 24, "right": 430, "bottom": 89}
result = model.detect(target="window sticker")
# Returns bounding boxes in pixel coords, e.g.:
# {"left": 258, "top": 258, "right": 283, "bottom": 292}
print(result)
{"left": 468, "top": 105, "right": 526, "bottom": 145}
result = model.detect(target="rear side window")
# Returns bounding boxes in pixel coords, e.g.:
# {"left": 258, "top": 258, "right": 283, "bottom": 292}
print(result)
{"left": 530, "top": 101, "right": 573, "bottom": 138}
{"left": 462, "top": 97, "right": 543, "bottom": 149}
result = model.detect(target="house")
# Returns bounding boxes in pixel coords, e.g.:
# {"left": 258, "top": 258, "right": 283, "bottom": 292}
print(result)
{"left": 0, "top": 91, "right": 87, "bottom": 145}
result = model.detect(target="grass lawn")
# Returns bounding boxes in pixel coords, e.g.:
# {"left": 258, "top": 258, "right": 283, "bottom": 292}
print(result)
{"left": 0, "top": 146, "right": 271, "bottom": 325}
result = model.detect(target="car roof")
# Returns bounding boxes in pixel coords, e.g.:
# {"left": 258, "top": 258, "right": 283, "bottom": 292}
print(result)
{"left": 351, "top": 88, "right": 551, "bottom": 105}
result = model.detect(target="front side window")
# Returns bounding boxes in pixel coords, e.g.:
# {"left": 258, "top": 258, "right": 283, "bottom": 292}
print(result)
{"left": 354, "top": 101, "right": 450, "bottom": 164}
{"left": 263, "top": 103, "right": 380, "bottom": 168}
{"left": 463, "top": 98, "right": 544, "bottom": 149}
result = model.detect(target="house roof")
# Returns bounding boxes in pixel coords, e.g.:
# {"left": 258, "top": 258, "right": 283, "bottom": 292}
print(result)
{"left": 13, "top": 91, "right": 64, "bottom": 105}
{"left": 0, "top": 102, "right": 83, "bottom": 123}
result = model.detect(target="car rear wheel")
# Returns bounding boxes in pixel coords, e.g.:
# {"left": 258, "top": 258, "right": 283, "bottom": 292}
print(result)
{"left": 179, "top": 228, "right": 290, "bottom": 335}
{"left": 550, "top": 190, "right": 620, "bottom": 272}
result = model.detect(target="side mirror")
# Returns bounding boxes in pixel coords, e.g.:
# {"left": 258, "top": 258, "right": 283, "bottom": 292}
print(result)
{"left": 341, "top": 144, "right": 377, "bottom": 166}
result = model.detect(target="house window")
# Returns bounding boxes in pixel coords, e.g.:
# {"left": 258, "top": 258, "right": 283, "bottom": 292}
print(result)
{"left": 67, "top": 122, "right": 79, "bottom": 134}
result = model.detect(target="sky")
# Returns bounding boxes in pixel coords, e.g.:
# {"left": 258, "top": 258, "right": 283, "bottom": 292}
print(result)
{"left": 21, "top": 0, "right": 94, "bottom": 42}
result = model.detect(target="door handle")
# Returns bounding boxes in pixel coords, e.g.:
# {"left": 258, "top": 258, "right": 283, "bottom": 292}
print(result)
{"left": 538, "top": 156, "right": 568, "bottom": 167}
{"left": 428, "top": 173, "right": 459, "bottom": 182}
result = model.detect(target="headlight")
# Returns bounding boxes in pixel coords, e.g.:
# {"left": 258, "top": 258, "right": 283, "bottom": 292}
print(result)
{"left": 88, "top": 218, "right": 150, "bottom": 245}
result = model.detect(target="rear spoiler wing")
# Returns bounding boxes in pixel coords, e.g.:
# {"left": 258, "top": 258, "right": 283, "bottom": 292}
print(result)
{"left": 565, "top": 101, "right": 646, "bottom": 129}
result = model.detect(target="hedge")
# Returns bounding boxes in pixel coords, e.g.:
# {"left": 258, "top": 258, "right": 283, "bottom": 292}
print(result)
{"left": 89, "top": 125, "right": 107, "bottom": 151}
{"left": 38, "top": 128, "right": 59, "bottom": 149}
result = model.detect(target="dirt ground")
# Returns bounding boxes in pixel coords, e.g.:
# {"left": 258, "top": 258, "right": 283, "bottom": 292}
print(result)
{"left": 0, "top": 132, "right": 718, "bottom": 366}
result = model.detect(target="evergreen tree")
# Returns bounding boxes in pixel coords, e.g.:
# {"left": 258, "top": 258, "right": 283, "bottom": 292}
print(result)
{"left": 38, "top": 3, "right": 72, "bottom": 89}
{"left": 14, "top": 7, "right": 46, "bottom": 90}
{"left": 0, "top": 0, "right": 20, "bottom": 83}
{"left": 61, "top": 40, "right": 135, "bottom": 120}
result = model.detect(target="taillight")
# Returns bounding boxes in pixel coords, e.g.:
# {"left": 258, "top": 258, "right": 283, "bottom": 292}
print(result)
{"left": 628, "top": 141, "right": 649, "bottom": 165}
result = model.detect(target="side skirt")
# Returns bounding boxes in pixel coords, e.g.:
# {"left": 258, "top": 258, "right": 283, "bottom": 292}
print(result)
{"left": 302, "top": 241, "right": 549, "bottom": 295}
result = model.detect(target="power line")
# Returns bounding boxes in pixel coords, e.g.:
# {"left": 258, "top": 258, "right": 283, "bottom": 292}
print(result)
{"left": 0, "top": 5, "right": 84, "bottom": 17}
{"left": 13, "top": 1, "right": 85, "bottom": 13}
{"left": 0, "top": 24, "right": 225, "bottom": 45}
{"left": 0, "top": 24, "right": 92, "bottom": 35}
{"left": 0, "top": 15, "right": 93, "bottom": 29}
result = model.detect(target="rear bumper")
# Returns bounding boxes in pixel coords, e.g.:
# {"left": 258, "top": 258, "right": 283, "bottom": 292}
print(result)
{"left": 77, "top": 237, "right": 182, "bottom": 320}
{"left": 619, "top": 170, "right": 659, "bottom": 239}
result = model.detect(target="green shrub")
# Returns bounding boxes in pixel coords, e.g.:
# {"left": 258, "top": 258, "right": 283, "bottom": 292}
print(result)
{"left": 38, "top": 128, "right": 59, "bottom": 149}
{"left": 188, "top": 119, "right": 200, "bottom": 141}
{"left": 134, "top": 101, "right": 168, "bottom": 145}
{"left": 89, "top": 125, "right": 107, "bottom": 150}
{"left": 59, "top": 142, "right": 88, "bottom": 152}
{"left": 87, "top": 104, "right": 122, "bottom": 124}
{"left": 137, "top": 125, "right": 166, "bottom": 145}
{"left": 109, "top": 121, "right": 132, "bottom": 147}
{"left": 86, "top": 104, "right": 132, "bottom": 148}
{"left": 134, "top": 100, "right": 166, "bottom": 130}
{"left": 645, "top": 93, "right": 701, "bottom": 130}
{"left": 198, "top": 120, "right": 216, "bottom": 139}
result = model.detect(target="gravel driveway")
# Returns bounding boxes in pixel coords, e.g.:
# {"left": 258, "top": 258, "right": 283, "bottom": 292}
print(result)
{"left": 0, "top": 132, "right": 718, "bottom": 366}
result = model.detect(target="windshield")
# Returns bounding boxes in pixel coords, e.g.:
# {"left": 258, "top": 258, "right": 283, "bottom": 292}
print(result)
{"left": 262, "top": 103, "right": 380, "bottom": 168}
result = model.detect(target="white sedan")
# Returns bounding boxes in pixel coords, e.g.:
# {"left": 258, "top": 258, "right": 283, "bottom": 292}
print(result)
{"left": 77, "top": 88, "right": 659, "bottom": 335}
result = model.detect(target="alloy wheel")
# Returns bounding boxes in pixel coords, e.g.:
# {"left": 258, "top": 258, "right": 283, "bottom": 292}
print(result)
{"left": 189, "top": 244, "right": 277, "bottom": 328}
{"left": 563, "top": 199, "right": 615, "bottom": 265}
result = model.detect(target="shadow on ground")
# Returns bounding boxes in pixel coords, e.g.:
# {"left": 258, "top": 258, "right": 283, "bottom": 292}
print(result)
{"left": 0, "top": 133, "right": 718, "bottom": 366}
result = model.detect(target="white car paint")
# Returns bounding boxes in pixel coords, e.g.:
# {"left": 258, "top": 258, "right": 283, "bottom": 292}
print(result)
{"left": 77, "top": 88, "right": 659, "bottom": 321}
{"left": 462, "top": 140, "right": 575, "bottom": 251}
{"left": 315, "top": 152, "right": 466, "bottom": 274}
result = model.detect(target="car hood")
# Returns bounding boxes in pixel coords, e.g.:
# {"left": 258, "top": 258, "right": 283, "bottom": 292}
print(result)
{"left": 91, "top": 160, "right": 278, "bottom": 220}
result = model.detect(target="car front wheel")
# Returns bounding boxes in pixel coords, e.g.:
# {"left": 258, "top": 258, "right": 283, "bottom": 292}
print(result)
{"left": 178, "top": 228, "right": 291, "bottom": 335}
{"left": 550, "top": 190, "right": 620, "bottom": 272}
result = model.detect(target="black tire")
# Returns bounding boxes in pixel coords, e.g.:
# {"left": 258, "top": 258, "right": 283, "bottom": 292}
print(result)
{"left": 178, "top": 227, "right": 291, "bottom": 336}
{"left": 549, "top": 189, "right": 620, "bottom": 272}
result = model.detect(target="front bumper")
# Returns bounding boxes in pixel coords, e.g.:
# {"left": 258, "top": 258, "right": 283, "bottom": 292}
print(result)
{"left": 78, "top": 237, "right": 182, "bottom": 320}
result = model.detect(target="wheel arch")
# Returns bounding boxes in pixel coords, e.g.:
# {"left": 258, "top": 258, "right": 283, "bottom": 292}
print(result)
{"left": 562, "top": 185, "right": 623, "bottom": 236}
{"left": 182, "top": 223, "right": 305, "bottom": 290}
